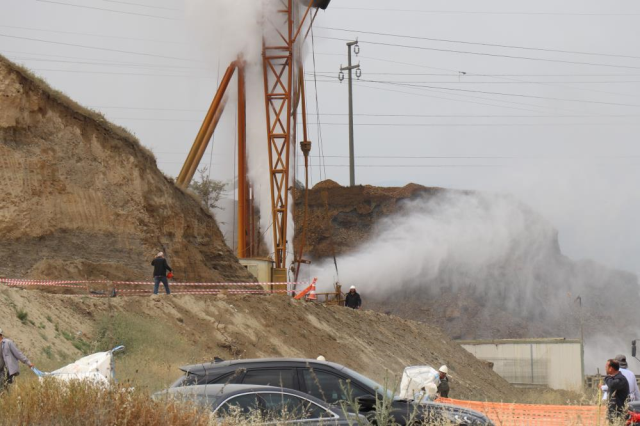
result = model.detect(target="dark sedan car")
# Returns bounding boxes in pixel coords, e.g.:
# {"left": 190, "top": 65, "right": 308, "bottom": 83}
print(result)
{"left": 158, "top": 384, "right": 365, "bottom": 425}
{"left": 166, "top": 358, "right": 492, "bottom": 425}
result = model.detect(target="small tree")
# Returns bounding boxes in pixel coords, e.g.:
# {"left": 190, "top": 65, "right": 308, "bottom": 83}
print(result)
{"left": 189, "top": 167, "right": 226, "bottom": 211}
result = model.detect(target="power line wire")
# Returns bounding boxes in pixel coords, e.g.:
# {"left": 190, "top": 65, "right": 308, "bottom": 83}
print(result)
{"left": 25, "top": 68, "right": 214, "bottom": 78}
{"left": 307, "top": 73, "right": 640, "bottom": 84}
{"left": 311, "top": 27, "right": 327, "bottom": 181}
{"left": 337, "top": 80, "right": 584, "bottom": 114}
{"left": 329, "top": 7, "right": 640, "bottom": 17}
{"left": 0, "top": 24, "right": 188, "bottom": 44}
{"left": 92, "top": 105, "right": 640, "bottom": 118}
{"left": 361, "top": 79, "right": 640, "bottom": 108}
{"left": 102, "top": 0, "right": 181, "bottom": 11}
{"left": 301, "top": 154, "right": 640, "bottom": 160}
{"left": 0, "top": 33, "right": 201, "bottom": 62}
{"left": 316, "top": 27, "right": 640, "bottom": 61}
{"left": 35, "top": 0, "right": 180, "bottom": 20}
{"left": 317, "top": 36, "right": 640, "bottom": 71}
{"left": 326, "top": 72, "right": 640, "bottom": 78}
{"left": 4, "top": 51, "right": 213, "bottom": 71}
{"left": 113, "top": 117, "right": 640, "bottom": 126}
{"left": 304, "top": 122, "right": 640, "bottom": 127}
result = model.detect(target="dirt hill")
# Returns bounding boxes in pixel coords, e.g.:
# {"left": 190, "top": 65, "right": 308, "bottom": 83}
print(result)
{"left": 293, "top": 182, "right": 640, "bottom": 347}
{"left": 0, "top": 55, "right": 253, "bottom": 283}
{"left": 1, "top": 284, "right": 520, "bottom": 402}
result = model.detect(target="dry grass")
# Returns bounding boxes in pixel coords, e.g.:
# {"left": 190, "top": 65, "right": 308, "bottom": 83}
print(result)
{"left": 0, "top": 379, "right": 210, "bottom": 426}
{"left": 93, "top": 312, "right": 210, "bottom": 392}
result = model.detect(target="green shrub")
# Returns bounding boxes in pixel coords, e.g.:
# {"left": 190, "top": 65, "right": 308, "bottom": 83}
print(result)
{"left": 16, "top": 309, "right": 28, "bottom": 324}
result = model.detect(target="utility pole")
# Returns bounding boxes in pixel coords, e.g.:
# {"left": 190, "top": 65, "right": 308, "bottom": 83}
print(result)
{"left": 339, "top": 40, "right": 361, "bottom": 187}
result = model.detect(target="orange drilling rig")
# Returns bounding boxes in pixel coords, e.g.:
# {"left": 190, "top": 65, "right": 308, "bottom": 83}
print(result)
{"left": 176, "top": 0, "right": 331, "bottom": 284}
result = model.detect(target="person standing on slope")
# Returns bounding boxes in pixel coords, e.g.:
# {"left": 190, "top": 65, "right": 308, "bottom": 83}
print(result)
{"left": 615, "top": 354, "right": 640, "bottom": 401}
{"left": 604, "top": 358, "right": 630, "bottom": 423}
{"left": 151, "top": 252, "right": 173, "bottom": 295}
{"left": 0, "top": 328, "right": 35, "bottom": 389}
{"left": 344, "top": 286, "right": 362, "bottom": 309}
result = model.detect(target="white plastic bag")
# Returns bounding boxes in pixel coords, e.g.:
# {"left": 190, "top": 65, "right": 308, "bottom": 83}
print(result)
{"left": 38, "top": 346, "right": 124, "bottom": 386}
{"left": 398, "top": 366, "right": 440, "bottom": 401}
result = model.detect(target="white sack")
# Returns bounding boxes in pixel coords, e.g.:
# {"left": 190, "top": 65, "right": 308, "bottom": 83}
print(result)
{"left": 398, "top": 366, "right": 440, "bottom": 401}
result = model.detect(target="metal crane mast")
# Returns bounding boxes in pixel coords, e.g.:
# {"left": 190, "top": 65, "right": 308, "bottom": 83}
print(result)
{"left": 177, "top": 0, "right": 329, "bottom": 282}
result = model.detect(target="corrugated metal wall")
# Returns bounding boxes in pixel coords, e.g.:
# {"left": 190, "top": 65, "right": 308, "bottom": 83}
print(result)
{"left": 461, "top": 341, "right": 583, "bottom": 391}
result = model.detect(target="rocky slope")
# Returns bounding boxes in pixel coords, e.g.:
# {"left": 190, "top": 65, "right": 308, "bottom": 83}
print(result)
{"left": 0, "top": 55, "right": 254, "bottom": 283}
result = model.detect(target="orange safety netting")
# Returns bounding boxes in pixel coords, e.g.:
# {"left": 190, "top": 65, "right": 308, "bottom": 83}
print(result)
{"left": 440, "top": 398, "right": 607, "bottom": 426}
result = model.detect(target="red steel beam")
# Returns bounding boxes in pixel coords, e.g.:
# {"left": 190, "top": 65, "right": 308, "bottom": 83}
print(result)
{"left": 237, "top": 62, "right": 248, "bottom": 259}
{"left": 178, "top": 63, "right": 236, "bottom": 187}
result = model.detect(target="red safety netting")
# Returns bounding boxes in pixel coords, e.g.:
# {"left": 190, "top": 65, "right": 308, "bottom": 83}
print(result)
{"left": 440, "top": 398, "right": 607, "bottom": 426}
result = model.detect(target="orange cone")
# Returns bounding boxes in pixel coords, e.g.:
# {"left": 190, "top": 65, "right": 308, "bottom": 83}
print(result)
{"left": 308, "top": 281, "right": 317, "bottom": 301}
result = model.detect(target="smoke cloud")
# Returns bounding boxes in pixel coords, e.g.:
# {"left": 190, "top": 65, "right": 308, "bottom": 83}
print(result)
{"left": 311, "top": 189, "right": 640, "bottom": 373}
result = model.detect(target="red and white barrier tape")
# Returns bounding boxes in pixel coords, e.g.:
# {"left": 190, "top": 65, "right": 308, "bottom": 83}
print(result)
{"left": 1, "top": 279, "right": 305, "bottom": 287}
{"left": 117, "top": 289, "right": 292, "bottom": 294}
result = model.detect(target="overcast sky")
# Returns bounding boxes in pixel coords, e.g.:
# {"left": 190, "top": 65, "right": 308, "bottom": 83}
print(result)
{"left": 2, "top": 0, "right": 640, "bottom": 276}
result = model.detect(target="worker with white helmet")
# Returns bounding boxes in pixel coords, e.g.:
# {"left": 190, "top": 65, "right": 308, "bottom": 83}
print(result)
{"left": 344, "top": 285, "right": 362, "bottom": 310}
{"left": 437, "top": 365, "right": 450, "bottom": 398}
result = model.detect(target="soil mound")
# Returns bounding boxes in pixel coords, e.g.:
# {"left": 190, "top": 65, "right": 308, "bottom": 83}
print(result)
{"left": 0, "top": 55, "right": 254, "bottom": 283}
{"left": 0, "top": 285, "right": 519, "bottom": 401}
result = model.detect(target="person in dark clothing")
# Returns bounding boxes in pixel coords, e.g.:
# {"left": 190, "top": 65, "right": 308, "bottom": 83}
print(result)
{"left": 344, "top": 286, "right": 362, "bottom": 309}
{"left": 604, "top": 358, "right": 629, "bottom": 423}
{"left": 1, "top": 328, "right": 35, "bottom": 390}
{"left": 437, "top": 365, "right": 450, "bottom": 398}
{"left": 151, "top": 252, "right": 172, "bottom": 295}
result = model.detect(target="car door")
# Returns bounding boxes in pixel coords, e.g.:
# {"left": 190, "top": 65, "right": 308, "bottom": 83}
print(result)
{"left": 299, "top": 369, "right": 370, "bottom": 405}
{"left": 258, "top": 392, "right": 340, "bottom": 425}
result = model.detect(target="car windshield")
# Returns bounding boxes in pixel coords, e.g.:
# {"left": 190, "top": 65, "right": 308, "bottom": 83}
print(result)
{"left": 341, "top": 367, "right": 398, "bottom": 401}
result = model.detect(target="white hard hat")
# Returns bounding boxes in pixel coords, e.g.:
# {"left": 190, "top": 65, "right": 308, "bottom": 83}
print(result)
{"left": 317, "top": 355, "right": 326, "bottom": 361}
{"left": 350, "top": 286, "right": 356, "bottom": 290}
{"left": 439, "top": 365, "right": 448, "bottom": 374}
{"left": 0, "top": 328, "right": 3, "bottom": 335}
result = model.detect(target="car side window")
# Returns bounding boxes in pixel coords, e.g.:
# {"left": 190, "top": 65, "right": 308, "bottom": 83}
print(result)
{"left": 206, "top": 372, "right": 236, "bottom": 385}
{"left": 259, "top": 393, "right": 334, "bottom": 420}
{"left": 242, "top": 369, "right": 296, "bottom": 389}
{"left": 216, "top": 394, "right": 261, "bottom": 417}
{"left": 302, "top": 370, "right": 369, "bottom": 404}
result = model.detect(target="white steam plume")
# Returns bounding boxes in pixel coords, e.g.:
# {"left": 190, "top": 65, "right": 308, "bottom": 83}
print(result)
{"left": 310, "top": 190, "right": 640, "bottom": 373}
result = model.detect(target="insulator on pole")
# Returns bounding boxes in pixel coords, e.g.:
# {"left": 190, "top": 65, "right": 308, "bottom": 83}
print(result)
{"left": 338, "top": 71, "right": 345, "bottom": 82}
{"left": 300, "top": 141, "right": 312, "bottom": 158}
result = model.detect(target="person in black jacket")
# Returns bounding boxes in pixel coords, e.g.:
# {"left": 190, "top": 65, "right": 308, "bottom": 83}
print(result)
{"left": 151, "top": 252, "right": 173, "bottom": 295}
{"left": 344, "top": 286, "right": 362, "bottom": 309}
{"left": 604, "top": 358, "right": 630, "bottom": 422}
